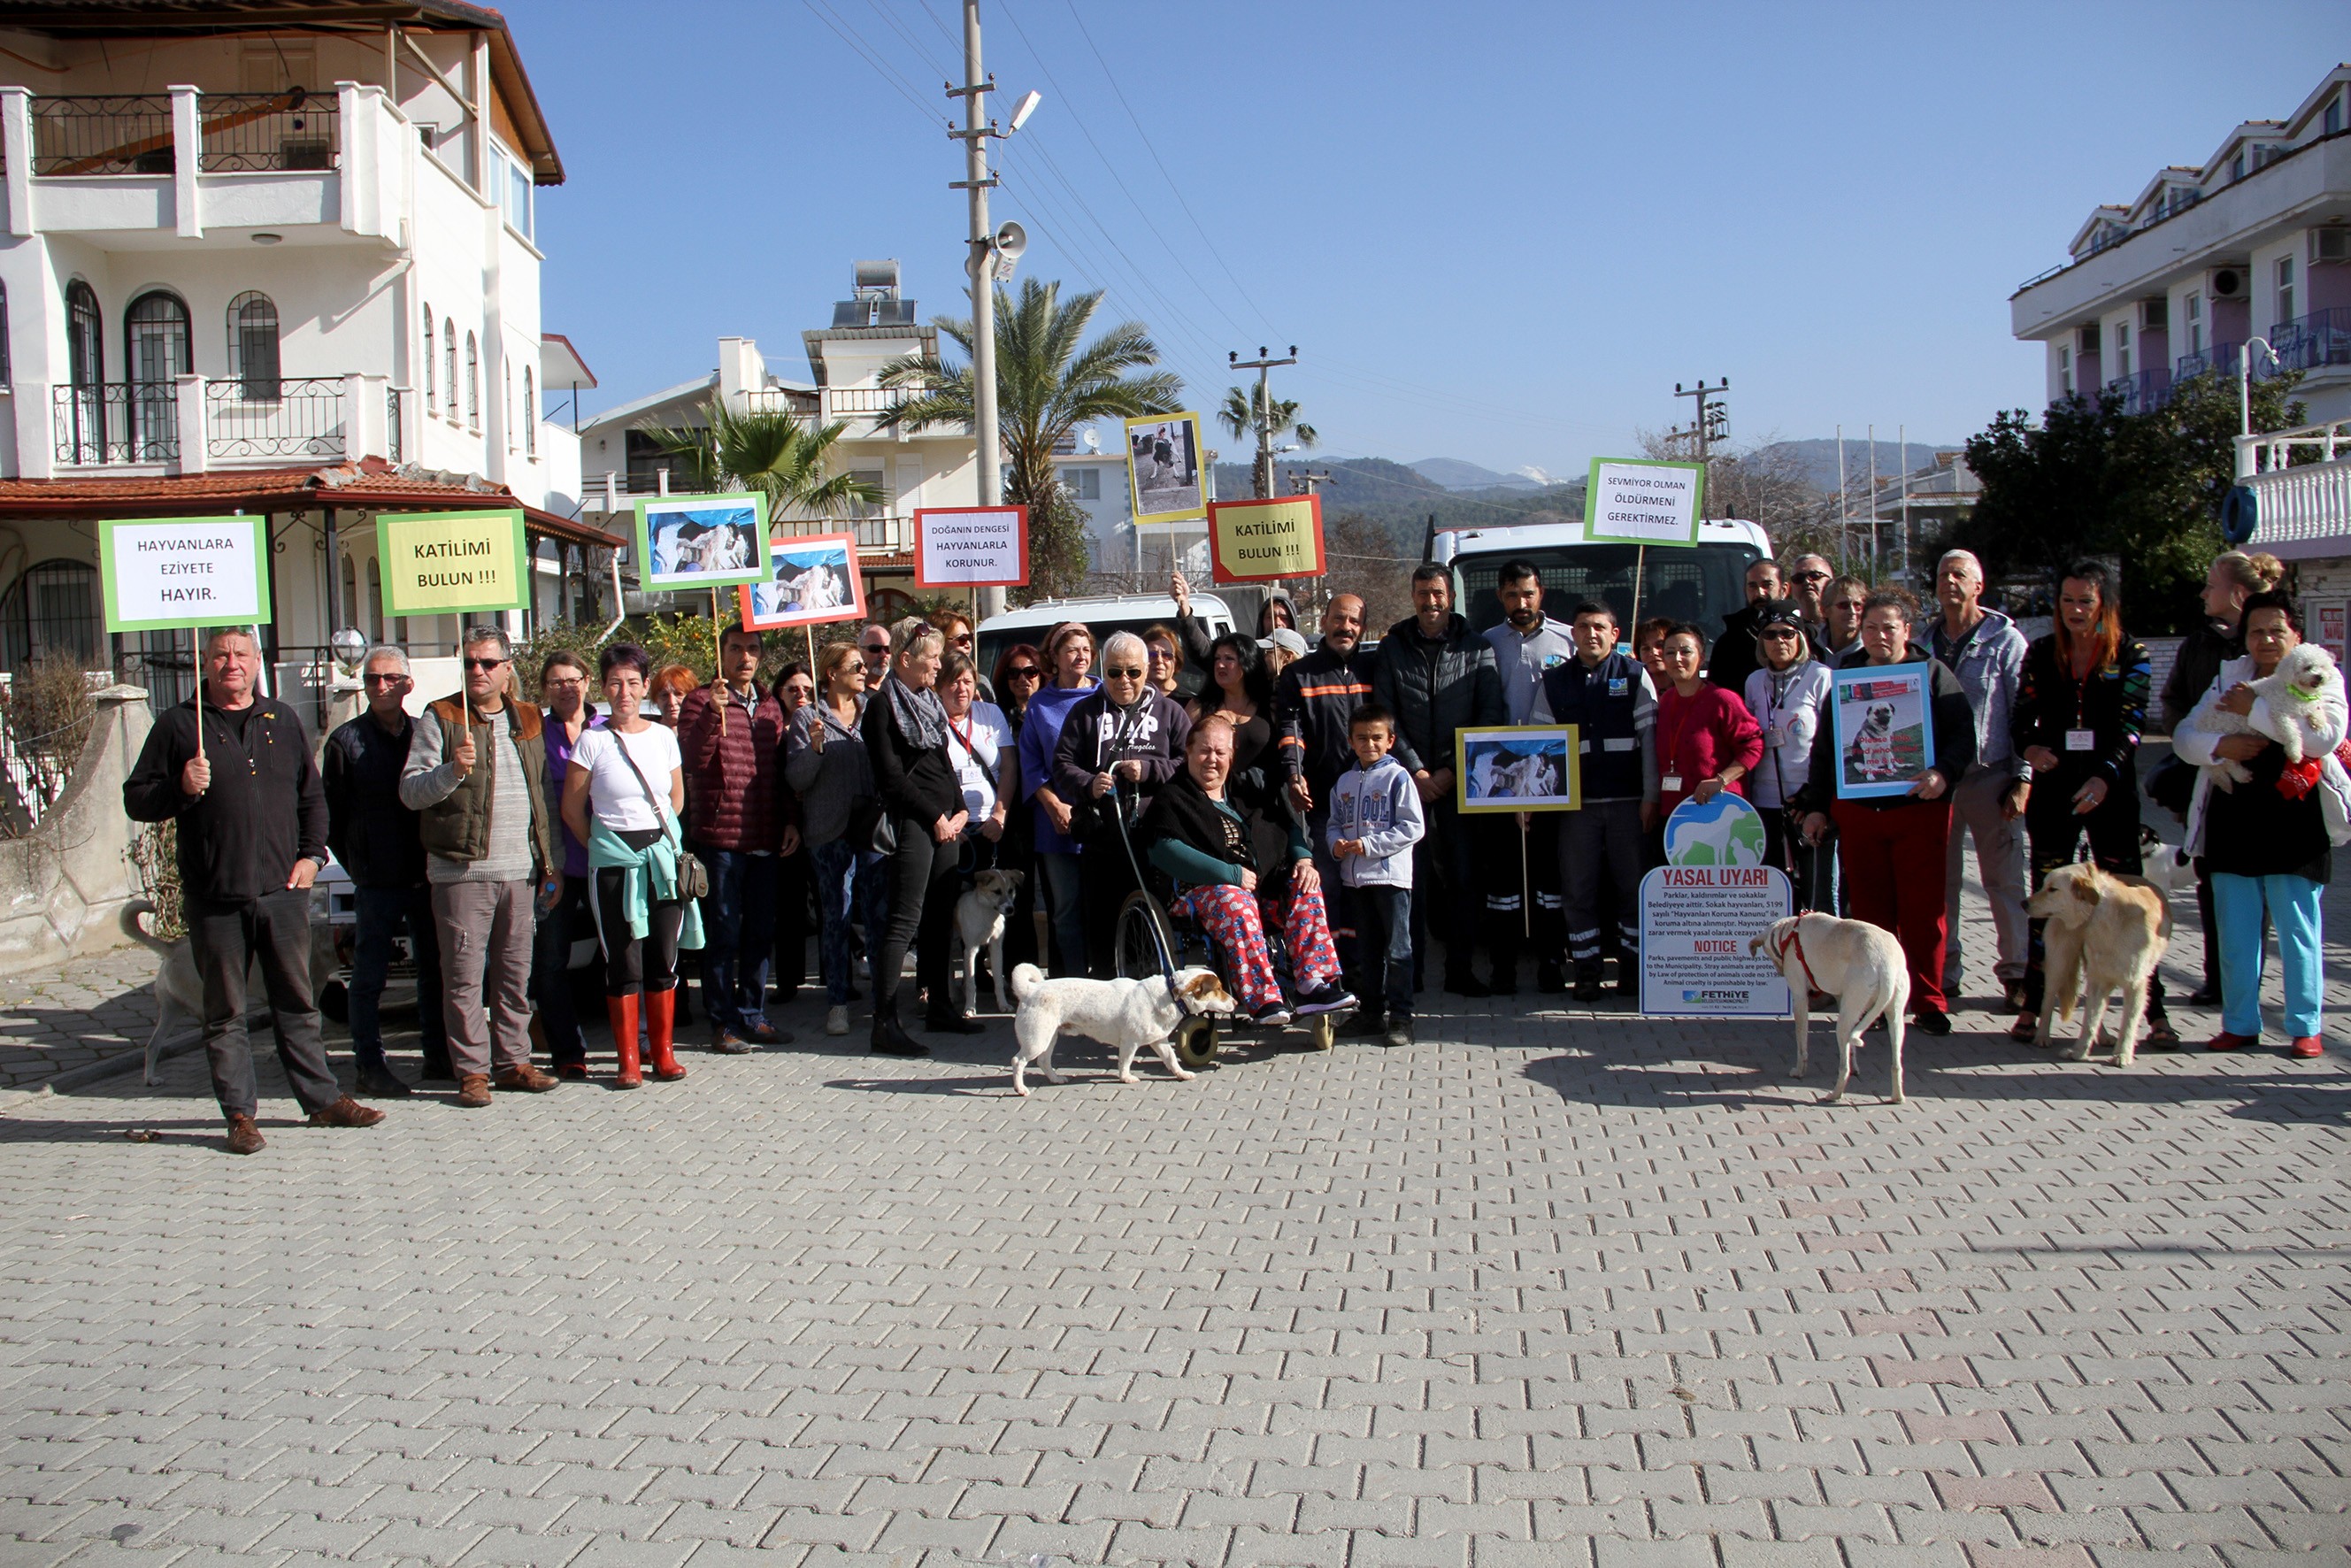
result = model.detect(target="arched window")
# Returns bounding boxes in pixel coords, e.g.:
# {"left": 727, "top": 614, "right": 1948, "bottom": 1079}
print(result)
{"left": 523, "top": 367, "right": 536, "bottom": 457}
{"left": 365, "top": 557, "right": 385, "bottom": 640}
{"left": 225, "top": 291, "right": 280, "bottom": 402}
{"left": 125, "top": 291, "right": 188, "bottom": 460}
{"left": 422, "top": 303, "right": 435, "bottom": 415}
{"left": 63, "top": 281, "right": 102, "bottom": 463}
{"left": 0, "top": 559, "right": 101, "bottom": 669}
{"left": 442, "top": 319, "right": 456, "bottom": 425}
{"left": 465, "top": 331, "right": 479, "bottom": 431}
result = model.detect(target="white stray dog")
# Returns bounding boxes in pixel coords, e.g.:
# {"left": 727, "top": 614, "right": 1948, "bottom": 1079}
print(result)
{"left": 1749, "top": 912, "right": 1910, "bottom": 1104}
{"left": 954, "top": 867, "right": 1025, "bottom": 1016}
{"left": 119, "top": 897, "right": 336, "bottom": 1084}
{"left": 2027, "top": 863, "right": 2170, "bottom": 1066}
{"left": 1007, "top": 962, "right": 1236, "bottom": 1095}
{"left": 2208, "top": 643, "right": 2347, "bottom": 787}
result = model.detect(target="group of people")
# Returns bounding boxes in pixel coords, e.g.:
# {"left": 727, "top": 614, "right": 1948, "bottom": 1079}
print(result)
{"left": 120, "top": 543, "right": 2330, "bottom": 1153}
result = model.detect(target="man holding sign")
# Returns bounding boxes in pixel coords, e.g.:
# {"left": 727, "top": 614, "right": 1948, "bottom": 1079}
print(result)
{"left": 124, "top": 628, "right": 386, "bottom": 1155}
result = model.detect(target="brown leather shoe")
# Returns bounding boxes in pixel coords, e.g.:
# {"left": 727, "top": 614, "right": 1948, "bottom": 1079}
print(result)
{"left": 308, "top": 1095, "right": 385, "bottom": 1128}
{"left": 494, "top": 1064, "right": 559, "bottom": 1093}
{"left": 224, "top": 1114, "right": 265, "bottom": 1155}
{"left": 454, "top": 1073, "right": 492, "bottom": 1109}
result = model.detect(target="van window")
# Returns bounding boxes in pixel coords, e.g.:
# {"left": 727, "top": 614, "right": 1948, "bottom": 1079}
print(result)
{"left": 979, "top": 611, "right": 1229, "bottom": 689}
{"left": 1453, "top": 543, "right": 1761, "bottom": 637}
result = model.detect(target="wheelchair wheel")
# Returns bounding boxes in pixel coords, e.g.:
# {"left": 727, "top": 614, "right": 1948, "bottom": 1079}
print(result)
{"left": 1115, "top": 889, "right": 1178, "bottom": 982}
{"left": 1174, "top": 1015, "right": 1218, "bottom": 1066}
{"left": 1307, "top": 1013, "right": 1336, "bottom": 1051}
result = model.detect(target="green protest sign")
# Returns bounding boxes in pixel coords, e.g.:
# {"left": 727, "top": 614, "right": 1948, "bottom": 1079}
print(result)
{"left": 98, "top": 516, "right": 271, "bottom": 634}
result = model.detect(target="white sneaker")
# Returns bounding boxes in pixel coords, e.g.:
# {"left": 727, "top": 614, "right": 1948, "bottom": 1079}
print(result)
{"left": 825, "top": 1005, "right": 849, "bottom": 1037}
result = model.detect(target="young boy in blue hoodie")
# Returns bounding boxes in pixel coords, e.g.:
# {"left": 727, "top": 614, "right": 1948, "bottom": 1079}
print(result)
{"left": 1328, "top": 704, "right": 1425, "bottom": 1046}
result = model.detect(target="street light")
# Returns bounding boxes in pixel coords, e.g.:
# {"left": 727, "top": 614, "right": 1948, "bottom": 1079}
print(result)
{"left": 330, "top": 626, "right": 366, "bottom": 672}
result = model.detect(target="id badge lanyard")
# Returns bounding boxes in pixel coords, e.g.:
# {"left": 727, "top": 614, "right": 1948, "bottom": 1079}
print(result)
{"left": 2064, "top": 664, "right": 2097, "bottom": 757}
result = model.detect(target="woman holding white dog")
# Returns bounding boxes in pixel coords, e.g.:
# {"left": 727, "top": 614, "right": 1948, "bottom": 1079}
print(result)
{"left": 1797, "top": 588, "right": 1977, "bottom": 1036}
{"left": 1139, "top": 716, "right": 1354, "bottom": 1027}
{"left": 2009, "top": 561, "right": 2176, "bottom": 1048}
{"left": 2172, "top": 591, "right": 2337, "bottom": 1059}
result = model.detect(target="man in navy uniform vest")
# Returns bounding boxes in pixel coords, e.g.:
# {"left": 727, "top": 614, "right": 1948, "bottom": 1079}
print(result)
{"left": 1533, "top": 601, "right": 1659, "bottom": 1002}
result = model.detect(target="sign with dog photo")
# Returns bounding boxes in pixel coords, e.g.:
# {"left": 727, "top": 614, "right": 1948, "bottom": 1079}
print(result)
{"left": 1830, "top": 666, "right": 1934, "bottom": 799}
{"left": 1454, "top": 725, "right": 1580, "bottom": 813}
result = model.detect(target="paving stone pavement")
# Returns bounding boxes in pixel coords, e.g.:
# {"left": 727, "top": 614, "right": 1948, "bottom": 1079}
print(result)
{"left": 0, "top": 946, "right": 165, "bottom": 1094}
{"left": 0, "top": 861, "right": 2346, "bottom": 1568}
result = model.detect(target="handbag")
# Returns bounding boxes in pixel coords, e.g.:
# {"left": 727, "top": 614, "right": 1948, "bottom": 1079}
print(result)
{"left": 845, "top": 795, "right": 898, "bottom": 857}
{"left": 611, "top": 731, "right": 711, "bottom": 900}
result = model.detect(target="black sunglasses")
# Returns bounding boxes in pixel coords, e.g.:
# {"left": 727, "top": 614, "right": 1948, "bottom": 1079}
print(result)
{"left": 1008, "top": 665, "right": 1041, "bottom": 679}
{"left": 464, "top": 657, "right": 506, "bottom": 671}
{"left": 1104, "top": 665, "right": 1145, "bottom": 679}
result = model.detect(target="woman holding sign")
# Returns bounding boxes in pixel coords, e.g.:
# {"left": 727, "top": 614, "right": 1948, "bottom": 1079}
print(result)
{"left": 1797, "top": 588, "right": 1977, "bottom": 1036}
{"left": 2008, "top": 563, "right": 2175, "bottom": 1047}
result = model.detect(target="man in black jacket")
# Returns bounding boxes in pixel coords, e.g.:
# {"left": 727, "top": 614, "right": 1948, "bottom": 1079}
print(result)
{"left": 1373, "top": 565, "right": 1507, "bottom": 994}
{"left": 124, "top": 627, "right": 383, "bottom": 1155}
{"left": 1707, "top": 557, "right": 1785, "bottom": 701}
{"left": 322, "top": 645, "right": 449, "bottom": 1095}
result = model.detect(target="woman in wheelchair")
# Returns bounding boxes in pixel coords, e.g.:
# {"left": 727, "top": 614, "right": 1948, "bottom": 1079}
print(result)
{"left": 1137, "top": 716, "right": 1356, "bottom": 1028}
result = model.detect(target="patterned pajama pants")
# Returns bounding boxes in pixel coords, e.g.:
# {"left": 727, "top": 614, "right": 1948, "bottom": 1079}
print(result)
{"left": 1174, "top": 881, "right": 1343, "bottom": 1011}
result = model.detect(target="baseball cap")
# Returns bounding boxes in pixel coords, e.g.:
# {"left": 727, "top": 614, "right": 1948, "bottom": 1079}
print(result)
{"left": 1259, "top": 627, "right": 1309, "bottom": 657}
{"left": 1754, "top": 600, "right": 1806, "bottom": 634}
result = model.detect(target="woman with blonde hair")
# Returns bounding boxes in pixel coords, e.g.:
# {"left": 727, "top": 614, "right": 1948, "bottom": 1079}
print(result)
{"left": 862, "top": 616, "right": 967, "bottom": 1053}
{"left": 785, "top": 639, "right": 890, "bottom": 1039}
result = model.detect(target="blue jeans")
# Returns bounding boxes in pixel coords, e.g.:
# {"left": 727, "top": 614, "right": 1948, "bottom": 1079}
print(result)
{"left": 696, "top": 849, "right": 779, "bottom": 1033}
{"left": 2213, "top": 872, "right": 2324, "bottom": 1039}
{"left": 1037, "top": 849, "right": 1084, "bottom": 976}
{"left": 529, "top": 879, "right": 588, "bottom": 1069}
{"left": 350, "top": 884, "right": 448, "bottom": 1073}
{"left": 811, "top": 836, "right": 890, "bottom": 1005}
{"left": 1353, "top": 882, "right": 1413, "bottom": 1019}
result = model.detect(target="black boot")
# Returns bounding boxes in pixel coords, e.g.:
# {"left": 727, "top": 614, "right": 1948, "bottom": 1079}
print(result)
{"left": 870, "top": 997, "right": 928, "bottom": 1057}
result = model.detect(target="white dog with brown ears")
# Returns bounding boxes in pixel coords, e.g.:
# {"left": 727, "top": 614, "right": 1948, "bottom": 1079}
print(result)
{"left": 1007, "top": 962, "right": 1236, "bottom": 1095}
{"left": 1749, "top": 912, "right": 1909, "bottom": 1104}
{"left": 2026, "top": 862, "right": 2170, "bottom": 1066}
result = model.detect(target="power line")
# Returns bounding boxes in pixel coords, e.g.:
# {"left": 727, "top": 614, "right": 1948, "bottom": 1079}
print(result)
{"left": 800, "top": 0, "right": 947, "bottom": 127}
{"left": 862, "top": 0, "right": 958, "bottom": 87}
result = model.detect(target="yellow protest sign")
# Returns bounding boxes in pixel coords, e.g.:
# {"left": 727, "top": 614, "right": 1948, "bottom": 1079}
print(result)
{"left": 1208, "top": 495, "right": 1324, "bottom": 582}
{"left": 375, "top": 509, "right": 531, "bottom": 617}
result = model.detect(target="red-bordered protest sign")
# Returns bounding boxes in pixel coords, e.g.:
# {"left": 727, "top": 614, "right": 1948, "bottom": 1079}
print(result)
{"left": 914, "top": 505, "right": 1028, "bottom": 588}
{"left": 738, "top": 531, "right": 865, "bottom": 630}
{"left": 1208, "top": 494, "right": 1324, "bottom": 582}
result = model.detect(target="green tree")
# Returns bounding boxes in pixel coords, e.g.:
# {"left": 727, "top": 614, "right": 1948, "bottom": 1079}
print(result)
{"left": 1942, "top": 368, "right": 2306, "bottom": 634}
{"left": 880, "top": 278, "right": 1182, "bottom": 602}
{"left": 1219, "top": 381, "right": 1318, "bottom": 498}
{"left": 642, "top": 399, "right": 881, "bottom": 527}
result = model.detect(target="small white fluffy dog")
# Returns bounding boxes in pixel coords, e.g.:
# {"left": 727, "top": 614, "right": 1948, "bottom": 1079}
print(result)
{"left": 2028, "top": 863, "right": 2170, "bottom": 1066}
{"left": 1007, "top": 962, "right": 1236, "bottom": 1095}
{"left": 119, "top": 897, "right": 336, "bottom": 1084}
{"left": 2209, "top": 642, "right": 2347, "bottom": 787}
{"left": 1749, "top": 912, "right": 1910, "bottom": 1104}
{"left": 954, "top": 867, "right": 1025, "bottom": 1016}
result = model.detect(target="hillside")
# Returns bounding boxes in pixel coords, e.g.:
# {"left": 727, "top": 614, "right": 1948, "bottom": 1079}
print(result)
{"left": 1409, "top": 457, "right": 1545, "bottom": 492}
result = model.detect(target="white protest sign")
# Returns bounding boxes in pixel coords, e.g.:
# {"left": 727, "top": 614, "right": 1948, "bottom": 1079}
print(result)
{"left": 99, "top": 516, "right": 270, "bottom": 633}
{"left": 1584, "top": 457, "right": 1705, "bottom": 547}
{"left": 914, "top": 505, "right": 1027, "bottom": 588}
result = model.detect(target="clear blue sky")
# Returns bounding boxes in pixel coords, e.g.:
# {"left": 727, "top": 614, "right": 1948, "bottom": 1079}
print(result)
{"left": 519, "top": 1, "right": 2350, "bottom": 480}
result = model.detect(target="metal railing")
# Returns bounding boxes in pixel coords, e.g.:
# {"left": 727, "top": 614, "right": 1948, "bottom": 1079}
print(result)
{"left": 52, "top": 382, "right": 177, "bottom": 465}
{"left": 195, "top": 90, "right": 337, "bottom": 172}
{"left": 823, "top": 385, "right": 911, "bottom": 417}
{"left": 2109, "top": 367, "right": 2173, "bottom": 415}
{"left": 848, "top": 513, "right": 914, "bottom": 553}
{"left": 0, "top": 695, "right": 96, "bottom": 839}
{"left": 2174, "top": 342, "right": 2243, "bottom": 381}
{"left": 204, "top": 376, "right": 345, "bottom": 459}
{"left": 32, "top": 95, "right": 174, "bottom": 175}
{"left": 2272, "top": 308, "right": 2351, "bottom": 373}
{"left": 739, "top": 388, "right": 820, "bottom": 416}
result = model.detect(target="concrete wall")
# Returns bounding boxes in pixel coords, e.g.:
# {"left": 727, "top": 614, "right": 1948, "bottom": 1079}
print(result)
{"left": 0, "top": 684, "right": 149, "bottom": 976}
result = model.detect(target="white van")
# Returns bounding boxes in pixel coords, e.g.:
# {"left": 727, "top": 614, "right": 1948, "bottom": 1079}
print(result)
{"left": 977, "top": 592, "right": 1237, "bottom": 682}
{"left": 1432, "top": 517, "right": 1774, "bottom": 638}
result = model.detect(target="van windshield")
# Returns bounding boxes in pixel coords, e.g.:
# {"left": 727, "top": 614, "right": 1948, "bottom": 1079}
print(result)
{"left": 979, "top": 613, "right": 1225, "bottom": 689}
{"left": 1453, "top": 542, "right": 1763, "bottom": 637}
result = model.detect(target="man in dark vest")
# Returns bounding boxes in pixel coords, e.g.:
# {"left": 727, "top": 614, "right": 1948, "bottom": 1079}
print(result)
{"left": 399, "top": 626, "right": 562, "bottom": 1108}
{"left": 124, "top": 626, "right": 384, "bottom": 1155}
{"left": 1533, "top": 601, "right": 1660, "bottom": 1001}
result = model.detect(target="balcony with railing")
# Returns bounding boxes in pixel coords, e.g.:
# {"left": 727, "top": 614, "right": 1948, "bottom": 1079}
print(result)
{"left": 2109, "top": 367, "right": 2174, "bottom": 415}
{"left": 580, "top": 471, "right": 916, "bottom": 560}
{"left": 2272, "top": 308, "right": 2351, "bottom": 374}
{"left": 43, "top": 373, "right": 403, "bottom": 473}
{"left": 2175, "top": 341, "right": 2244, "bottom": 381}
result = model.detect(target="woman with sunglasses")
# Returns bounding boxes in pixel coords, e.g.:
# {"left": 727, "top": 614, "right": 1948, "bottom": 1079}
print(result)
{"left": 864, "top": 617, "right": 969, "bottom": 1053}
{"left": 1143, "top": 624, "right": 1199, "bottom": 703}
{"left": 1740, "top": 601, "right": 1832, "bottom": 911}
{"left": 1050, "top": 630, "right": 1193, "bottom": 976}
{"left": 991, "top": 643, "right": 1045, "bottom": 972}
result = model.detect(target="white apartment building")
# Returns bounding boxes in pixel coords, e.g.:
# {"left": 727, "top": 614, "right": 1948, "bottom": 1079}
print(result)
{"left": 579, "top": 262, "right": 980, "bottom": 622}
{"left": 0, "top": 0, "right": 612, "bottom": 718}
{"left": 2011, "top": 65, "right": 2351, "bottom": 423}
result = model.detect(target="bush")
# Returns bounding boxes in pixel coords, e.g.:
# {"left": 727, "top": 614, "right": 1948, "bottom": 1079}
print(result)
{"left": 128, "top": 819, "right": 184, "bottom": 940}
{"left": 514, "top": 620, "right": 614, "bottom": 704}
{"left": 0, "top": 663, "right": 96, "bottom": 835}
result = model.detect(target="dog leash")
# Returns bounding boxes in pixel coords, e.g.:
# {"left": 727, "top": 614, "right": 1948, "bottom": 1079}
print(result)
{"left": 1107, "top": 775, "right": 1200, "bottom": 1022}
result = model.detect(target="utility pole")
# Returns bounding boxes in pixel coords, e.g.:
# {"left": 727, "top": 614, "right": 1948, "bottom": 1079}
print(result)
{"left": 948, "top": 1, "right": 1003, "bottom": 619}
{"left": 1230, "top": 346, "right": 1297, "bottom": 500}
{"left": 1897, "top": 425, "right": 1909, "bottom": 583}
{"left": 1866, "top": 424, "right": 1878, "bottom": 578}
{"left": 1671, "top": 378, "right": 1728, "bottom": 517}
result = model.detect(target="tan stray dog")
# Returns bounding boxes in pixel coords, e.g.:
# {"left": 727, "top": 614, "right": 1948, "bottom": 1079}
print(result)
{"left": 119, "top": 897, "right": 336, "bottom": 1085}
{"left": 1748, "top": 912, "right": 1911, "bottom": 1104}
{"left": 1006, "top": 962, "right": 1236, "bottom": 1095}
{"left": 954, "top": 867, "right": 1026, "bottom": 1016}
{"left": 2027, "top": 863, "right": 2170, "bottom": 1066}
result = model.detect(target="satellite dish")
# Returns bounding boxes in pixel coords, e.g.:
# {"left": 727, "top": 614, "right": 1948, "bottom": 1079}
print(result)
{"left": 2220, "top": 483, "right": 2259, "bottom": 545}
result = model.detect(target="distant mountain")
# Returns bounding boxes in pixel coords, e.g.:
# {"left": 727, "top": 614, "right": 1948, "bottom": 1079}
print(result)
{"left": 1409, "top": 457, "right": 1545, "bottom": 493}
{"left": 1752, "top": 438, "right": 1963, "bottom": 494}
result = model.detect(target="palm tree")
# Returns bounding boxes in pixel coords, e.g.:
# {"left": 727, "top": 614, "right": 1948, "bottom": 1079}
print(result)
{"left": 643, "top": 399, "right": 880, "bottom": 520}
{"left": 1219, "top": 382, "right": 1317, "bottom": 499}
{"left": 880, "top": 278, "right": 1182, "bottom": 596}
